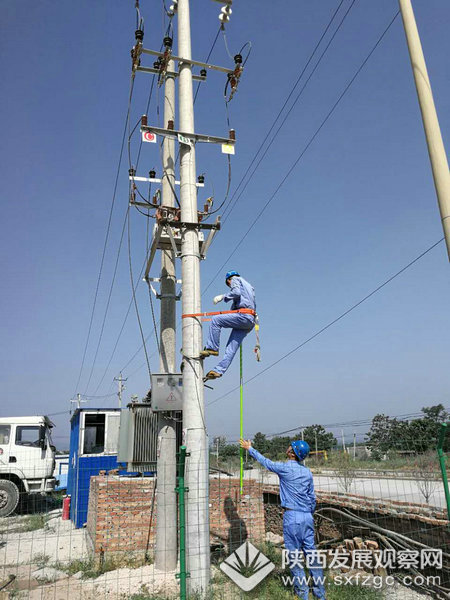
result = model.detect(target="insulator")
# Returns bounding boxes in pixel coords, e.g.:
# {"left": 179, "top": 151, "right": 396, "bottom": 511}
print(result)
{"left": 167, "top": 120, "right": 174, "bottom": 130}
{"left": 198, "top": 174, "right": 205, "bottom": 184}
{"left": 129, "top": 167, "right": 136, "bottom": 177}
{"left": 234, "top": 54, "right": 242, "bottom": 65}
{"left": 163, "top": 36, "right": 173, "bottom": 48}
{"left": 141, "top": 114, "right": 148, "bottom": 126}
{"left": 200, "top": 68, "right": 207, "bottom": 78}
{"left": 229, "top": 129, "right": 236, "bottom": 141}
{"left": 153, "top": 61, "right": 160, "bottom": 69}
{"left": 169, "top": 1, "right": 178, "bottom": 13}
{"left": 219, "top": 5, "right": 232, "bottom": 22}
{"left": 135, "top": 29, "right": 144, "bottom": 42}
{"left": 149, "top": 170, "right": 156, "bottom": 179}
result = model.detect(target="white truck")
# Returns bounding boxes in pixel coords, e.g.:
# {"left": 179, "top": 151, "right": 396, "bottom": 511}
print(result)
{"left": 0, "top": 416, "right": 56, "bottom": 517}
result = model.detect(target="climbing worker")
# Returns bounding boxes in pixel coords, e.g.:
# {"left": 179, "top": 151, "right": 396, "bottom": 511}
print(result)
{"left": 201, "top": 271, "right": 256, "bottom": 381}
{"left": 239, "top": 438, "right": 327, "bottom": 600}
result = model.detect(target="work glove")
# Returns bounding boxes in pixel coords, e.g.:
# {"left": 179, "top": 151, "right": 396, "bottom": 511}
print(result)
{"left": 213, "top": 294, "right": 224, "bottom": 305}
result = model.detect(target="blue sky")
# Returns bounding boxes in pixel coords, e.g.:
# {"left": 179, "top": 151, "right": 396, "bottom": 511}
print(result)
{"left": 1, "top": 0, "right": 449, "bottom": 449}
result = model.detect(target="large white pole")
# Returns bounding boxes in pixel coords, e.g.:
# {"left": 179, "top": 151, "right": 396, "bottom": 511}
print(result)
{"left": 178, "top": 0, "right": 210, "bottom": 593}
{"left": 155, "top": 50, "right": 178, "bottom": 572}
{"left": 399, "top": 0, "right": 450, "bottom": 260}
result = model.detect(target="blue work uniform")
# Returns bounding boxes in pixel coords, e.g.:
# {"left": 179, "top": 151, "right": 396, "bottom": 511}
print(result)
{"left": 248, "top": 447, "right": 326, "bottom": 600}
{"left": 206, "top": 276, "right": 256, "bottom": 375}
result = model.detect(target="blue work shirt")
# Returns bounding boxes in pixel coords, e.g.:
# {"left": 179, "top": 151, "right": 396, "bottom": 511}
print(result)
{"left": 248, "top": 447, "right": 316, "bottom": 512}
{"left": 224, "top": 276, "right": 256, "bottom": 312}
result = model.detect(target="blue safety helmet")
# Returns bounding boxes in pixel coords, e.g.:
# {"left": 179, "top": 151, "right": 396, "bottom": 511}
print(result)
{"left": 225, "top": 270, "right": 240, "bottom": 282}
{"left": 291, "top": 440, "right": 310, "bottom": 461}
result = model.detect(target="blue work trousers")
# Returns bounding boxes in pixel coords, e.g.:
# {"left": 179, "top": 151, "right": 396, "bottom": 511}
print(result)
{"left": 206, "top": 313, "right": 254, "bottom": 375}
{"left": 283, "top": 511, "right": 326, "bottom": 599}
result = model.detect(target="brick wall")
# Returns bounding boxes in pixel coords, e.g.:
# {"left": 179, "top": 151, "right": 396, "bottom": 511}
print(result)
{"left": 87, "top": 475, "right": 157, "bottom": 556}
{"left": 86, "top": 474, "right": 264, "bottom": 558}
{"left": 263, "top": 485, "right": 448, "bottom": 525}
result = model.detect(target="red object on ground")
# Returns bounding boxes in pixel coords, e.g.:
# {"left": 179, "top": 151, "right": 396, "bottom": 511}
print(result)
{"left": 62, "top": 495, "right": 71, "bottom": 520}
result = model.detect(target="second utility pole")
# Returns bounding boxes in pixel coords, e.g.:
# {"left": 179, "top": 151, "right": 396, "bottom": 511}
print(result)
{"left": 178, "top": 0, "right": 210, "bottom": 593}
{"left": 155, "top": 45, "right": 178, "bottom": 571}
{"left": 398, "top": 0, "right": 450, "bottom": 260}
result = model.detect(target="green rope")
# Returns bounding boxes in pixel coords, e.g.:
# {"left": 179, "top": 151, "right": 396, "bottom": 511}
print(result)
{"left": 240, "top": 344, "right": 244, "bottom": 494}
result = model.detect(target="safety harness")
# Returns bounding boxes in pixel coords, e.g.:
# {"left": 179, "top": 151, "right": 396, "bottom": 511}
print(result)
{"left": 181, "top": 308, "right": 261, "bottom": 362}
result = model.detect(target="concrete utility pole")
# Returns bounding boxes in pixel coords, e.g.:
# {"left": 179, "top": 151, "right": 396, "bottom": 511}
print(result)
{"left": 155, "top": 49, "right": 178, "bottom": 571}
{"left": 398, "top": 0, "right": 450, "bottom": 260}
{"left": 178, "top": 0, "right": 210, "bottom": 592}
{"left": 114, "top": 373, "right": 127, "bottom": 408}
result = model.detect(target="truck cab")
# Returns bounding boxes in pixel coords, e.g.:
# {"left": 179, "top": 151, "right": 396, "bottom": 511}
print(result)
{"left": 0, "top": 416, "right": 56, "bottom": 517}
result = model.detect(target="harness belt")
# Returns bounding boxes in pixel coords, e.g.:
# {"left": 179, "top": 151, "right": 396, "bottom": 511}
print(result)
{"left": 182, "top": 308, "right": 256, "bottom": 319}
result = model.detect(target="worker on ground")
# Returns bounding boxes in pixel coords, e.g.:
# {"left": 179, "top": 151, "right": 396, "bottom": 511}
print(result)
{"left": 240, "top": 438, "right": 327, "bottom": 600}
{"left": 201, "top": 271, "right": 256, "bottom": 381}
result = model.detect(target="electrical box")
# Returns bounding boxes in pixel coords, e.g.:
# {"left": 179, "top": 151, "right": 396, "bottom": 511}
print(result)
{"left": 151, "top": 373, "right": 183, "bottom": 411}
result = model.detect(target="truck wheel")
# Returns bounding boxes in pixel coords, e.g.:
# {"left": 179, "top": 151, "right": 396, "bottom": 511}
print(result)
{"left": 0, "top": 480, "right": 20, "bottom": 517}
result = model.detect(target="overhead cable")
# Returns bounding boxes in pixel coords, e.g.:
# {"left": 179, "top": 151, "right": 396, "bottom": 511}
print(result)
{"left": 206, "top": 238, "right": 444, "bottom": 407}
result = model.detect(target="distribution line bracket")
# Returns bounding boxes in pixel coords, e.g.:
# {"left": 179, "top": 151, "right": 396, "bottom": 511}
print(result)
{"left": 141, "top": 124, "right": 235, "bottom": 147}
{"left": 136, "top": 66, "right": 207, "bottom": 82}
{"left": 144, "top": 218, "right": 221, "bottom": 281}
{"left": 129, "top": 174, "right": 205, "bottom": 187}
{"left": 141, "top": 48, "right": 234, "bottom": 74}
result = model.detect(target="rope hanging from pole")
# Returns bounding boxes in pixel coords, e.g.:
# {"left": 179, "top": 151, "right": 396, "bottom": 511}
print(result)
{"left": 240, "top": 343, "right": 244, "bottom": 494}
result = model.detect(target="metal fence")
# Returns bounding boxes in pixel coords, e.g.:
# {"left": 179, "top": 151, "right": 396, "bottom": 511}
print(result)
{"left": 0, "top": 426, "right": 448, "bottom": 599}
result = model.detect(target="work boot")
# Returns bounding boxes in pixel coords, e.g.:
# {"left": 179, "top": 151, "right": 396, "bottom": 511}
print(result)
{"left": 204, "top": 370, "right": 222, "bottom": 381}
{"left": 200, "top": 348, "right": 219, "bottom": 358}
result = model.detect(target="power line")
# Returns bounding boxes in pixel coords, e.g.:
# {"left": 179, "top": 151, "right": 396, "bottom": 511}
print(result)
{"left": 92, "top": 7, "right": 398, "bottom": 387}
{"left": 206, "top": 238, "right": 444, "bottom": 407}
{"left": 110, "top": 3, "right": 352, "bottom": 375}
{"left": 202, "top": 9, "right": 400, "bottom": 296}
{"left": 220, "top": 0, "right": 351, "bottom": 222}
{"left": 127, "top": 210, "right": 152, "bottom": 380}
{"left": 72, "top": 76, "right": 136, "bottom": 396}
{"left": 98, "top": 28, "right": 223, "bottom": 385}
{"left": 90, "top": 45, "right": 162, "bottom": 395}
{"left": 83, "top": 208, "right": 129, "bottom": 395}
{"left": 220, "top": 407, "right": 450, "bottom": 442}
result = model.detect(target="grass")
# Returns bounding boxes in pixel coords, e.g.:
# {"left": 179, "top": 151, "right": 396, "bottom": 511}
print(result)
{"left": 32, "top": 552, "right": 51, "bottom": 569}
{"left": 207, "top": 575, "right": 385, "bottom": 600}
{"left": 55, "top": 554, "right": 150, "bottom": 579}
{"left": 21, "top": 513, "right": 48, "bottom": 532}
{"left": 326, "top": 581, "right": 384, "bottom": 599}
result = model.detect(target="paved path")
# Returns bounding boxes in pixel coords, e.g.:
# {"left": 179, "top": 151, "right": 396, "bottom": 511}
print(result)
{"left": 240, "top": 469, "right": 447, "bottom": 509}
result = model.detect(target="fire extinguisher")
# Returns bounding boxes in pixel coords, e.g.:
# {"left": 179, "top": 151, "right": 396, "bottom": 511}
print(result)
{"left": 62, "top": 495, "right": 71, "bottom": 520}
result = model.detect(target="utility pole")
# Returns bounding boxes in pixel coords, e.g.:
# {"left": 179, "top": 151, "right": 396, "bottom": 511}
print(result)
{"left": 314, "top": 430, "right": 318, "bottom": 460}
{"left": 155, "top": 42, "right": 178, "bottom": 571}
{"left": 178, "top": 0, "right": 210, "bottom": 591}
{"left": 398, "top": 0, "right": 450, "bottom": 260}
{"left": 214, "top": 437, "right": 219, "bottom": 467}
{"left": 114, "top": 373, "right": 127, "bottom": 408}
{"left": 353, "top": 432, "right": 356, "bottom": 461}
{"left": 341, "top": 429, "right": 346, "bottom": 454}
{"left": 70, "top": 393, "right": 87, "bottom": 414}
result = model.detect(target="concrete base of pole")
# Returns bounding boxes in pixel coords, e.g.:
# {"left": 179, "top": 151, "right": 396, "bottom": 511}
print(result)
{"left": 155, "top": 419, "right": 177, "bottom": 571}
{"left": 185, "top": 429, "right": 210, "bottom": 594}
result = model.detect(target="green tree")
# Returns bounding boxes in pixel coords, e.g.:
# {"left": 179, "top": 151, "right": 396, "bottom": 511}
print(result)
{"left": 366, "top": 405, "right": 449, "bottom": 457}
{"left": 365, "top": 414, "right": 399, "bottom": 458}
{"left": 302, "top": 425, "right": 337, "bottom": 452}
{"left": 252, "top": 432, "right": 269, "bottom": 454}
